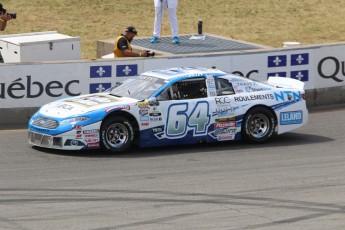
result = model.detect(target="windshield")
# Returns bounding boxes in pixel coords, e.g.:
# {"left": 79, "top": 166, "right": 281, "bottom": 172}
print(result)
{"left": 107, "top": 75, "right": 165, "bottom": 100}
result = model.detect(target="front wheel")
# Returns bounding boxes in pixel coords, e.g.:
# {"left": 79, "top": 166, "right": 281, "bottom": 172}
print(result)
{"left": 242, "top": 107, "right": 276, "bottom": 143}
{"left": 101, "top": 116, "right": 135, "bottom": 153}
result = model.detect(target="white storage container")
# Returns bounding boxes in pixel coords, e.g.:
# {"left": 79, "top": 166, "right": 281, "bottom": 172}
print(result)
{"left": 0, "top": 31, "right": 81, "bottom": 63}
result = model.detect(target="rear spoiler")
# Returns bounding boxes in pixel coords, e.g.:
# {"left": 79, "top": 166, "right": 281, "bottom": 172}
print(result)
{"left": 267, "top": 77, "right": 305, "bottom": 90}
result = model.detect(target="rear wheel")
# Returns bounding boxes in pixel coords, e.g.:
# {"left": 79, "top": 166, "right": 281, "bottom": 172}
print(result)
{"left": 100, "top": 116, "right": 135, "bottom": 153}
{"left": 242, "top": 107, "right": 275, "bottom": 143}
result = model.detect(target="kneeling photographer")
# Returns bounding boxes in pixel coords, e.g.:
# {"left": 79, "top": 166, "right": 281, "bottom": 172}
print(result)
{"left": 114, "top": 26, "right": 155, "bottom": 58}
{"left": 0, "top": 3, "right": 16, "bottom": 63}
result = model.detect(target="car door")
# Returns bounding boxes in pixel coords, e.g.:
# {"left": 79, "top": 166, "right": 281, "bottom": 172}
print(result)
{"left": 208, "top": 76, "right": 241, "bottom": 142}
{"left": 142, "top": 77, "right": 213, "bottom": 147}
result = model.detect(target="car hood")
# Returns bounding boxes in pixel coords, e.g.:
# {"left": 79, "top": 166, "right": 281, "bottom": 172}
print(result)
{"left": 39, "top": 93, "right": 138, "bottom": 118}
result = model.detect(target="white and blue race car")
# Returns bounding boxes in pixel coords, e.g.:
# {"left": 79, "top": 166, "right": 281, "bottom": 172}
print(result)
{"left": 28, "top": 67, "right": 308, "bottom": 153}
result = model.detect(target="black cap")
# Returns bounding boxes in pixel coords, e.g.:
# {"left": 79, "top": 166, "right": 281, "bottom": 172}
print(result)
{"left": 125, "top": 26, "right": 137, "bottom": 34}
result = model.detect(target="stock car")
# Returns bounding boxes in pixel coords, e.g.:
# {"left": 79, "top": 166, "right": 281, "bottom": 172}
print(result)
{"left": 28, "top": 67, "right": 308, "bottom": 153}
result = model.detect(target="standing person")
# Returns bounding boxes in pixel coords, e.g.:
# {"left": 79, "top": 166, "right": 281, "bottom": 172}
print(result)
{"left": 150, "top": 0, "right": 179, "bottom": 44}
{"left": 114, "top": 26, "right": 148, "bottom": 58}
{"left": 0, "top": 3, "right": 13, "bottom": 63}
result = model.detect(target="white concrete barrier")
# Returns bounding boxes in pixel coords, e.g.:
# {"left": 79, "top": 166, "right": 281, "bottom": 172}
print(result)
{"left": 1, "top": 42, "right": 345, "bottom": 125}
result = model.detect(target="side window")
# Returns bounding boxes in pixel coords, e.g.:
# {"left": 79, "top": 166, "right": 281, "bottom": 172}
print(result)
{"left": 215, "top": 78, "right": 235, "bottom": 96}
{"left": 159, "top": 78, "right": 208, "bottom": 100}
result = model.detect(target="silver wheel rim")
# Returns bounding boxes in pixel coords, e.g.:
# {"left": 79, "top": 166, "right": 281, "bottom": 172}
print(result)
{"left": 105, "top": 123, "right": 129, "bottom": 148}
{"left": 247, "top": 114, "right": 270, "bottom": 139}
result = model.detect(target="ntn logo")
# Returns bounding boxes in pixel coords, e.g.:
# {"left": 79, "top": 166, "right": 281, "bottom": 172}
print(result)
{"left": 274, "top": 91, "right": 303, "bottom": 102}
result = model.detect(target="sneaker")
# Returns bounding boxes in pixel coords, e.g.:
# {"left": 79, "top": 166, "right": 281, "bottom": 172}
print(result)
{"left": 172, "top": 36, "right": 180, "bottom": 44}
{"left": 150, "top": 36, "right": 159, "bottom": 43}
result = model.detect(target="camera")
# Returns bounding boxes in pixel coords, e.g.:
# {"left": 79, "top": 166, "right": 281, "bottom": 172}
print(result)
{"left": 0, "top": 3, "right": 17, "bottom": 19}
{"left": 146, "top": 50, "right": 155, "bottom": 57}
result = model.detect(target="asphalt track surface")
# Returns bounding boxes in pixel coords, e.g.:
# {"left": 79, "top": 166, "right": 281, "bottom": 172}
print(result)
{"left": 0, "top": 106, "right": 345, "bottom": 230}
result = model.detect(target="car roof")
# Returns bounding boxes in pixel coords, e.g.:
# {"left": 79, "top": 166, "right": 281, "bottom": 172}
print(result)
{"left": 142, "top": 67, "right": 227, "bottom": 81}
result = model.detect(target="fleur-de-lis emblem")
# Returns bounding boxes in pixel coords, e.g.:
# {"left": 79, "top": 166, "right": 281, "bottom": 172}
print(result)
{"left": 97, "top": 67, "right": 106, "bottom": 76}
{"left": 123, "top": 66, "right": 132, "bottom": 75}
{"left": 96, "top": 84, "right": 106, "bottom": 92}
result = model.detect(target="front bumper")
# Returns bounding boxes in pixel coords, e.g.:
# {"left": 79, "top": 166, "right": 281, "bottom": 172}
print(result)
{"left": 28, "top": 131, "right": 64, "bottom": 149}
{"left": 28, "top": 120, "right": 102, "bottom": 150}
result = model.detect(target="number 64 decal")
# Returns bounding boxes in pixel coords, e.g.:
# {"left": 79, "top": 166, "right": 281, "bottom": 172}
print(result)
{"left": 166, "top": 101, "right": 210, "bottom": 138}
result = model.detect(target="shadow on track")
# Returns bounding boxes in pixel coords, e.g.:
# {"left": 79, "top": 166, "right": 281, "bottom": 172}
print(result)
{"left": 32, "top": 132, "right": 333, "bottom": 159}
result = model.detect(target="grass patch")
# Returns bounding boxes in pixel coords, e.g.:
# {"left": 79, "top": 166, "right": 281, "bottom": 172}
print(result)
{"left": 2, "top": 0, "right": 345, "bottom": 59}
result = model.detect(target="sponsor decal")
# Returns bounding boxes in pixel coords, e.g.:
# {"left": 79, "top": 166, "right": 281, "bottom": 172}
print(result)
{"left": 141, "top": 122, "right": 149, "bottom": 126}
{"left": 140, "top": 115, "right": 149, "bottom": 122}
{"left": 76, "top": 134, "right": 83, "bottom": 139}
{"left": 280, "top": 111, "right": 303, "bottom": 125}
{"left": 318, "top": 56, "right": 344, "bottom": 82}
{"left": 235, "top": 82, "right": 257, "bottom": 86}
{"left": 89, "top": 83, "right": 111, "bottom": 93}
{"left": 90, "top": 66, "right": 112, "bottom": 78}
{"left": 274, "top": 91, "right": 302, "bottom": 102}
{"left": 151, "top": 68, "right": 185, "bottom": 76}
{"left": 215, "top": 128, "right": 237, "bottom": 135}
{"left": 245, "top": 87, "right": 271, "bottom": 92}
{"left": 150, "top": 117, "right": 162, "bottom": 122}
{"left": 234, "top": 94, "right": 274, "bottom": 102}
{"left": 217, "top": 134, "right": 234, "bottom": 141}
{"left": 142, "top": 76, "right": 158, "bottom": 83}
{"left": 84, "top": 134, "right": 98, "bottom": 138}
{"left": 268, "top": 55, "right": 287, "bottom": 67}
{"left": 73, "top": 125, "right": 83, "bottom": 130}
{"left": 235, "top": 89, "right": 244, "bottom": 93}
{"left": 291, "top": 53, "right": 309, "bottom": 66}
{"left": 87, "top": 143, "right": 100, "bottom": 148}
{"left": 83, "top": 129, "right": 99, "bottom": 134}
{"left": 215, "top": 97, "right": 231, "bottom": 105}
{"left": 138, "top": 101, "right": 149, "bottom": 107}
{"left": 212, "top": 107, "right": 237, "bottom": 117}
{"left": 139, "top": 110, "right": 149, "bottom": 116}
{"left": 116, "top": 64, "right": 138, "bottom": 77}
{"left": 56, "top": 104, "right": 74, "bottom": 111}
{"left": 206, "top": 74, "right": 216, "bottom": 98}
{"left": 66, "top": 95, "right": 117, "bottom": 107}
{"left": 207, "top": 79, "right": 216, "bottom": 88}
{"left": 215, "top": 117, "right": 235, "bottom": 122}
{"left": 84, "top": 138, "right": 99, "bottom": 143}
{"left": 214, "top": 121, "right": 237, "bottom": 129}
{"left": 0, "top": 75, "right": 80, "bottom": 99}
{"left": 149, "top": 112, "right": 161, "bottom": 117}
{"left": 152, "top": 127, "right": 163, "bottom": 133}
{"left": 210, "top": 92, "right": 217, "bottom": 97}
{"left": 64, "top": 139, "right": 85, "bottom": 146}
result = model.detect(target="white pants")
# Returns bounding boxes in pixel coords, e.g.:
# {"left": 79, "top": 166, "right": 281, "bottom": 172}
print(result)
{"left": 153, "top": 0, "right": 178, "bottom": 38}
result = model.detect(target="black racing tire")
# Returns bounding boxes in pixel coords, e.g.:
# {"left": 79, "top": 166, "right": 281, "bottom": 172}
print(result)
{"left": 100, "top": 116, "right": 135, "bottom": 153}
{"left": 242, "top": 107, "right": 276, "bottom": 143}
